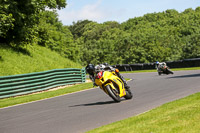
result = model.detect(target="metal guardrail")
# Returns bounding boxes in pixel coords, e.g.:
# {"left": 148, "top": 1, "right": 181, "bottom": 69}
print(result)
{"left": 0, "top": 68, "right": 86, "bottom": 99}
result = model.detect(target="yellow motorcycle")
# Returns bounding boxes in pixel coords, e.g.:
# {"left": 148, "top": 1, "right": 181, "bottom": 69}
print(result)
{"left": 95, "top": 70, "right": 132, "bottom": 102}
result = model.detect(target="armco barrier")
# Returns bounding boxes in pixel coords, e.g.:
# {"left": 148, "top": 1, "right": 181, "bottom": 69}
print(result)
{"left": 0, "top": 68, "right": 86, "bottom": 99}
{"left": 114, "top": 58, "right": 200, "bottom": 71}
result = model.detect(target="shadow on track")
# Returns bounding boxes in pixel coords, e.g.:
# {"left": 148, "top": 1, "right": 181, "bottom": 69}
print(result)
{"left": 69, "top": 100, "right": 119, "bottom": 107}
{"left": 168, "top": 73, "right": 200, "bottom": 78}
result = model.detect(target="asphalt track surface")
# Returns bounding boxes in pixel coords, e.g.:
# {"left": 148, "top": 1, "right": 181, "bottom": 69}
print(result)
{"left": 0, "top": 70, "right": 200, "bottom": 133}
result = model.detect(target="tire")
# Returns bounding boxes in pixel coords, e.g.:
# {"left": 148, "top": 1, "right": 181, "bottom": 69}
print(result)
{"left": 158, "top": 72, "right": 162, "bottom": 75}
{"left": 167, "top": 68, "right": 174, "bottom": 74}
{"left": 169, "top": 70, "right": 174, "bottom": 74}
{"left": 124, "top": 88, "right": 133, "bottom": 100}
{"left": 105, "top": 85, "right": 121, "bottom": 102}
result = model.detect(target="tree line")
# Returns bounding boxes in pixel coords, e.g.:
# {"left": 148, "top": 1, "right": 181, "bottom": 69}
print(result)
{"left": 1, "top": 1, "right": 200, "bottom": 66}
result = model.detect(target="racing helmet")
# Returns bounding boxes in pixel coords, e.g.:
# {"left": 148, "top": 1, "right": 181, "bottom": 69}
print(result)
{"left": 156, "top": 61, "right": 159, "bottom": 65}
{"left": 86, "top": 64, "right": 95, "bottom": 75}
{"left": 95, "top": 64, "right": 103, "bottom": 72}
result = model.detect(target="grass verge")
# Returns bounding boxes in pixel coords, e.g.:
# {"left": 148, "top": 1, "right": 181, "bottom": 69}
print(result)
{"left": 87, "top": 92, "right": 200, "bottom": 133}
{"left": 0, "top": 44, "right": 82, "bottom": 76}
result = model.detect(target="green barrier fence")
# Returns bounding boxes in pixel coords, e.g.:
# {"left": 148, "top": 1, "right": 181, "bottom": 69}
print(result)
{"left": 0, "top": 68, "right": 86, "bottom": 99}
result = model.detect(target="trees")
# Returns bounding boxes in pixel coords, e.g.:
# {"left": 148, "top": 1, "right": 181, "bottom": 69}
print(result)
{"left": 1, "top": 3, "right": 199, "bottom": 66}
{"left": 69, "top": 20, "right": 93, "bottom": 39}
{"left": 0, "top": 0, "right": 66, "bottom": 45}
{"left": 72, "top": 7, "right": 200, "bottom": 66}
{"left": 37, "top": 10, "right": 80, "bottom": 62}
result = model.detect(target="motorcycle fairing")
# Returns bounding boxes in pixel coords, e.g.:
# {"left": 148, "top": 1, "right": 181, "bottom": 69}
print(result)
{"left": 95, "top": 71, "right": 126, "bottom": 97}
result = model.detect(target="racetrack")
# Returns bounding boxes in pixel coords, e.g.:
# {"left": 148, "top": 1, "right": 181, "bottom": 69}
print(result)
{"left": 0, "top": 70, "right": 200, "bottom": 133}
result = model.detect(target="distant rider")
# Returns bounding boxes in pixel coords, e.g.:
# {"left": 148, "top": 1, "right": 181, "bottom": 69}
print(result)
{"left": 155, "top": 61, "right": 167, "bottom": 72}
{"left": 86, "top": 63, "right": 130, "bottom": 89}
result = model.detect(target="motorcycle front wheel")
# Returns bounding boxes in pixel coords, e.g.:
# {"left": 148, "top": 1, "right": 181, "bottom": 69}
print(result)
{"left": 105, "top": 85, "right": 121, "bottom": 102}
{"left": 124, "top": 88, "right": 133, "bottom": 100}
{"left": 167, "top": 68, "right": 174, "bottom": 74}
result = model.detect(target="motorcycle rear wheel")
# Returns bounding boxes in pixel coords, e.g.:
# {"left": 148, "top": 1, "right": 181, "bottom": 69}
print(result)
{"left": 105, "top": 85, "right": 121, "bottom": 102}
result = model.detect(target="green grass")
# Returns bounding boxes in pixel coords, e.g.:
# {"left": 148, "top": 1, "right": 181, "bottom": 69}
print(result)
{"left": 0, "top": 82, "right": 93, "bottom": 108}
{"left": 0, "top": 44, "right": 82, "bottom": 76}
{"left": 87, "top": 92, "right": 200, "bottom": 133}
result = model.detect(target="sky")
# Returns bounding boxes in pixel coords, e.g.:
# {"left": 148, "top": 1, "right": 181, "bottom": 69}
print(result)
{"left": 57, "top": 0, "right": 200, "bottom": 26}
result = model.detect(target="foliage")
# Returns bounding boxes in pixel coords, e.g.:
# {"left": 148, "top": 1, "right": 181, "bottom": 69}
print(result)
{"left": 69, "top": 20, "right": 93, "bottom": 39}
{"left": 71, "top": 8, "right": 200, "bottom": 66}
{"left": 37, "top": 10, "right": 80, "bottom": 61}
{"left": 0, "top": 0, "right": 66, "bottom": 45}
{"left": 1, "top": 3, "right": 200, "bottom": 68}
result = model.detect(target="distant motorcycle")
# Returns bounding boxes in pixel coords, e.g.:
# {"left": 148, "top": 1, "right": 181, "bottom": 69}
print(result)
{"left": 158, "top": 66, "right": 174, "bottom": 75}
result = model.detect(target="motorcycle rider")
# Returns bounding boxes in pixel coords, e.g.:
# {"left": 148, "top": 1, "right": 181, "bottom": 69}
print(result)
{"left": 85, "top": 64, "right": 96, "bottom": 85}
{"left": 155, "top": 61, "right": 167, "bottom": 72}
{"left": 86, "top": 63, "right": 130, "bottom": 89}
